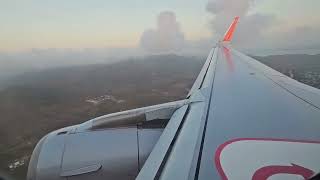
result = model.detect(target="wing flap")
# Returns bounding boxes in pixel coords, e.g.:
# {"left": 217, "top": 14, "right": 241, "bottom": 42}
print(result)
{"left": 136, "top": 105, "right": 189, "bottom": 179}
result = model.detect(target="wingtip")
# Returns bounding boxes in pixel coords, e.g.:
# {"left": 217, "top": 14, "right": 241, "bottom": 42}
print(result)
{"left": 222, "top": 16, "right": 240, "bottom": 42}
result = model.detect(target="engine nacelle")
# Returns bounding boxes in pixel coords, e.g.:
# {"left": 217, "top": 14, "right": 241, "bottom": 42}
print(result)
{"left": 27, "top": 100, "right": 187, "bottom": 180}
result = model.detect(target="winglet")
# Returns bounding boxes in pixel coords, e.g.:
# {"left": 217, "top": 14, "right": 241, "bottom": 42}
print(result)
{"left": 223, "top": 16, "right": 239, "bottom": 42}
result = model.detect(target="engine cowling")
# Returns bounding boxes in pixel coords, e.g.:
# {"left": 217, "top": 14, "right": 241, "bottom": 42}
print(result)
{"left": 27, "top": 100, "right": 188, "bottom": 180}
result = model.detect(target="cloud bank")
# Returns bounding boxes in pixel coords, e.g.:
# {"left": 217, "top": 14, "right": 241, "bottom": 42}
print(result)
{"left": 2, "top": 1, "right": 320, "bottom": 82}
{"left": 206, "top": 0, "right": 320, "bottom": 51}
{"left": 140, "top": 11, "right": 186, "bottom": 53}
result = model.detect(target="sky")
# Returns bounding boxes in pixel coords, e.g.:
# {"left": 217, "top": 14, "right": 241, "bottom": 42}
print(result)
{"left": 1, "top": 0, "right": 319, "bottom": 52}
{"left": 0, "top": 0, "right": 320, "bottom": 79}
{"left": 0, "top": 0, "right": 210, "bottom": 51}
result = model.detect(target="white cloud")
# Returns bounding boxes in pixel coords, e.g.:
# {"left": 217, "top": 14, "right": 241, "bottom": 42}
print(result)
{"left": 205, "top": 0, "right": 320, "bottom": 51}
{"left": 140, "top": 11, "right": 186, "bottom": 53}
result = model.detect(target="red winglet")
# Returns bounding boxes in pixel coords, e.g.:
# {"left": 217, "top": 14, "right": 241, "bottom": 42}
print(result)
{"left": 223, "top": 16, "right": 239, "bottom": 42}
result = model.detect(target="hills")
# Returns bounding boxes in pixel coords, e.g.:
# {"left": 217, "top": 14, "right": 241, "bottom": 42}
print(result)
{"left": 0, "top": 54, "right": 203, "bottom": 179}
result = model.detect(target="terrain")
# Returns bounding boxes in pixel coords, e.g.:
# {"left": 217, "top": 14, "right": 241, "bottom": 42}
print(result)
{"left": 0, "top": 53, "right": 319, "bottom": 179}
{"left": 254, "top": 54, "right": 320, "bottom": 88}
{"left": 0, "top": 54, "right": 203, "bottom": 179}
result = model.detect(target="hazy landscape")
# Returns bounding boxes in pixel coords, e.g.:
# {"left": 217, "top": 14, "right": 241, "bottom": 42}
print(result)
{"left": 0, "top": 53, "right": 320, "bottom": 179}
{"left": 0, "top": 54, "right": 203, "bottom": 180}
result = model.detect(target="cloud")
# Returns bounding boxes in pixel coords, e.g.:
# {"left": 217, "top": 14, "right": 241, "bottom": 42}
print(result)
{"left": 206, "top": 0, "right": 256, "bottom": 35}
{"left": 0, "top": 47, "right": 147, "bottom": 81}
{"left": 206, "top": 0, "right": 253, "bottom": 23}
{"left": 205, "top": 0, "right": 320, "bottom": 51}
{"left": 266, "top": 26, "right": 320, "bottom": 50}
{"left": 206, "top": 0, "right": 277, "bottom": 49}
{"left": 233, "top": 14, "right": 276, "bottom": 48}
{"left": 140, "top": 11, "right": 186, "bottom": 53}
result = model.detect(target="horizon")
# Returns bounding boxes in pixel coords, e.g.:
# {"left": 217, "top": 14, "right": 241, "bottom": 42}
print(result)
{"left": 1, "top": 0, "right": 320, "bottom": 81}
{"left": 1, "top": 0, "right": 320, "bottom": 53}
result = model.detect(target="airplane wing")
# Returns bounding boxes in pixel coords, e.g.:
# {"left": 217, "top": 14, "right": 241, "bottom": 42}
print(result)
{"left": 27, "top": 17, "right": 320, "bottom": 180}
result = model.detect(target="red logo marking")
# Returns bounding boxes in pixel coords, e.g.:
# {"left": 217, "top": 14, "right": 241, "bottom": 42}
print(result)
{"left": 214, "top": 138, "right": 320, "bottom": 180}
{"left": 252, "top": 163, "right": 314, "bottom": 180}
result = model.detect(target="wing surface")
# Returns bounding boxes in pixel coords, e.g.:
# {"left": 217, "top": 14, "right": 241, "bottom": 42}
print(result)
{"left": 137, "top": 17, "right": 320, "bottom": 180}
{"left": 197, "top": 44, "right": 320, "bottom": 179}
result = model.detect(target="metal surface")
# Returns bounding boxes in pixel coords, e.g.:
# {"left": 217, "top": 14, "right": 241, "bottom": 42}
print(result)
{"left": 60, "top": 164, "right": 102, "bottom": 177}
{"left": 80, "top": 100, "right": 188, "bottom": 130}
{"left": 157, "top": 48, "right": 218, "bottom": 179}
{"left": 232, "top": 48, "right": 320, "bottom": 108}
{"left": 62, "top": 129, "right": 138, "bottom": 179}
{"left": 137, "top": 129, "right": 164, "bottom": 168}
{"left": 159, "top": 97, "right": 206, "bottom": 180}
{"left": 28, "top": 126, "right": 164, "bottom": 180}
{"left": 187, "top": 48, "right": 215, "bottom": 98}
{"left": 197, "top": 45, "right": 320, "bottom": 179}
{"left": 136, "top": 43, "right": 320, "bottom": 180}
{"left": 136, "top": 105, "right": 189, "bottom": 180}
{"left": 27, "top": 100, "right": 187, "bottom": 180}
